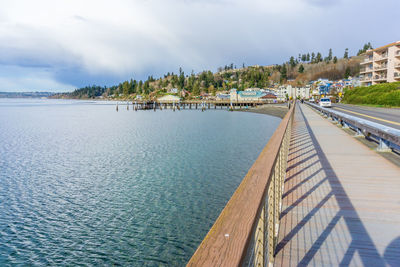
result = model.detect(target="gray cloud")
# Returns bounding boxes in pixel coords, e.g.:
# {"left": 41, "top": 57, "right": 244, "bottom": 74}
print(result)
{"left": 0, "top": 0, "right": 399, "bottom": 91}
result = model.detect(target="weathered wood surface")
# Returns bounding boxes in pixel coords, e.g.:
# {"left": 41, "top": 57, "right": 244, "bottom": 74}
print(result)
{"left": 187, "top": 104, "right": 294, "bottom": 266}
{"left": 274, "top": 104, "right": 400, "bottom": 266}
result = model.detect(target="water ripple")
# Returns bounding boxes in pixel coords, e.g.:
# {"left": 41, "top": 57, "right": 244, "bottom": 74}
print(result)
{"left": 0, "top": 99, "right": 280, "bottom": 266}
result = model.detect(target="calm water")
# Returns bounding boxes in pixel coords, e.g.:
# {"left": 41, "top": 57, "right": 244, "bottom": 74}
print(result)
{"left": 0, "top": 99, "right": 281, "bottom": 266}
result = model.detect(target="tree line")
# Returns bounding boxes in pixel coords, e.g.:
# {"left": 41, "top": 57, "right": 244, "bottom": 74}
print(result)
{"left": 61, "top": 43, "right": 372, "bottom": 99}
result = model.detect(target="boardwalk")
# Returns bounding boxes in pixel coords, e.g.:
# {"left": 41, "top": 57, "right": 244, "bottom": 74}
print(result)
{"left": 275, "top": 104, "right": 400, "bottom": 266}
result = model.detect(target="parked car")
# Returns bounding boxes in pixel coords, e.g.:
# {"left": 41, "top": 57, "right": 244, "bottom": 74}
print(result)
{"left": 319, "top": 97, "right": 332, "bottom": 108}
{"left": 309, "top": 97, "right": 315, "bottom": 103}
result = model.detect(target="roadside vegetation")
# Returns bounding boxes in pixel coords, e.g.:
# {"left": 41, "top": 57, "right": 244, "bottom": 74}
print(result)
{"left": 53, "top": 44, "right": 372, "bottom": 100}
{"left": 342, "top": 82, "right": 400, "bottom": 107}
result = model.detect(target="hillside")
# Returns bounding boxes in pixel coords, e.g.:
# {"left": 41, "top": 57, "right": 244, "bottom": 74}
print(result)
{"left": 342, "top": 82, "right": 400, "bottom": 107}
{"left": 54, "top": 55, "right": 362, "bottom": 100}
{"left": 0, "top": 92, "right": 54, "bottom": 98}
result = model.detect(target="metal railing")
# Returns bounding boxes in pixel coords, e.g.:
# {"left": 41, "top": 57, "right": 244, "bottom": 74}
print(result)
{"left": 361, "top": 77, "right": 373, "bottom": 81}
{"left": 187, "top": 103, "right": 295, "bottom": 267}
{"left": 374, "top": 75, "right": 387, "bottom": 80}
{"left": 360, "top": 68, "right": 373, "bottom": 73}
{"left": 377, "top": 54, "right": 388, "bottom": 60}
{"left": 374, "top": 65, "right": 387, "bottom": 70}
{"left": 306, "top": 102, "right": 400, "bottom": 152}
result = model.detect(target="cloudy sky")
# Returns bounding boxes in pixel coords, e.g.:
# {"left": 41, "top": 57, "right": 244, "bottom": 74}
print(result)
{"left": 0, "top": 0, "right": 398, "bottom": 92}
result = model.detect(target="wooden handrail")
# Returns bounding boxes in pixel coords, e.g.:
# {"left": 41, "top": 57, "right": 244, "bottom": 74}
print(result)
{"left": 187, "top": 103, "right": 295, "bottom": 266}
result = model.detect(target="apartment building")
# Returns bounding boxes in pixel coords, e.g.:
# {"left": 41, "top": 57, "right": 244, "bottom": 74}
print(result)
{"left": 360, "top": 41, "right": 400, "bottom": 86}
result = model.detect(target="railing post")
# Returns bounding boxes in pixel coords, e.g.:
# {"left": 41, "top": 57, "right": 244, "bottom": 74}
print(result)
{"left": 377, "top": 138, "right": 391, "bottom": 152}
{"left": 254, "top": 206, "right": 265, "bottom": 267}
{"left": 267, "top": 175, "right": 275, "bottom": 266}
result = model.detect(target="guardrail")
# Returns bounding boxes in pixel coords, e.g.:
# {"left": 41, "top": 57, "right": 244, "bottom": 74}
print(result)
{"left": 187, "top": 103, "right": 295, "bottom": 267}
{"left": 306, "top": 102, "right": 400, "bottom": 152}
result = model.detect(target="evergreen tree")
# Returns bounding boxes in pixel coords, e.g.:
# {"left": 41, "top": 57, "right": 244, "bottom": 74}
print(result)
{"left": 344, "top": 67, "right": 351, "bottom": 78}
{"left": 289, "top": 56, "right": 296, "bottom": 68}
{"left": 357, "top": 42, "right": 373, "bottom": 56}
{"left": 333, "top": 56, "right": 338, "bottom": 64}
{"left": 344, "top": 48, "right": 349, "bottom": 59}
{"left": 122, "top": 81, "right": 130, "bottom": 96}
{"left": 306, "top": 53, "right": 310, "bottom": 62}
{"left": 143, "top": 80, "right": 150, "bottom": 94}
{"left": 193, "top": 82, "right": 200, "bottom": 95}
{"left": 178, "top": 67, "right": 185, "bottom": 89}
{"left": 311, "top": 52, "right": 315, "bottom": 63}
{"left": 298, "top": 64, "right": 304, "bottom": 73}
{"left": 280, "top": 64, "right": 287, "bottom": 81}
{"left": 138, "top": 81, "right": 143, "bottom": 94}
{"left": 129, "top": 79, "right": 136, "bottom": 94}
{"left": 316, "top": 52, "right": 322, "bottom": 62}
{"left": 328, "top": 48, "right": 333, "bottom": 61}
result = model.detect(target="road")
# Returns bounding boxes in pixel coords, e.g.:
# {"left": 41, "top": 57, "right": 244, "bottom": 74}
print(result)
{"left": 331, "top": 103, "right": 400, "bottom": 130}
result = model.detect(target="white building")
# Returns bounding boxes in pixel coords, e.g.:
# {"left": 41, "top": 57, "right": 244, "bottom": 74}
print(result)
{"left": 216, "top": 93, "right": 230, "bottom": 100}
{"left": 295, "top": 85, "right": 311, "bottom": 99}
{"left": 274, "top": 85, "right": 311, "bottom": 100}
{"left": 168, "top": 88, "right": 179, "bottom": 94}
{"left": 360, "top": 41, "right": 400, "bottom": 86}
{"left": 157, "top": 95, "right": 181, "bottom": 103}
{"left": 245, "top": 88, "right": 261, "bottom": 92}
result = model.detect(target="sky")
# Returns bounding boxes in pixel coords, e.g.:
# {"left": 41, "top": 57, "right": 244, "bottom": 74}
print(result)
{"left": 0, "top": 0, "right": 399, "bottom": 92}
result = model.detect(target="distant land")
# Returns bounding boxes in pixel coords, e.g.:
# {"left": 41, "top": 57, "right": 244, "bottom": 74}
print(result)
{"left": 0, "top": 92, "right": 55, "bottom": 98}
{"left": 53, "top": 56, "right": 363, "bottom": 100}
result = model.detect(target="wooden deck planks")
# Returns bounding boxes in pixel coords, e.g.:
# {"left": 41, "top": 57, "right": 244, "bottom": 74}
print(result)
{"left": 274, "top": 104, "right": 400, "bottom": 267}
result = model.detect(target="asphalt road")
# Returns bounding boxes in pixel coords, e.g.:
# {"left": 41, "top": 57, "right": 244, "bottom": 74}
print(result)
{"left": 331, "top": 103, "right": 400, "bottom": 130}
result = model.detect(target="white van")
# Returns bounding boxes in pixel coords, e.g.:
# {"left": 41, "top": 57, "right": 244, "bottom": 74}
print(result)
{"left": 319, "top": 98, "right": 332, "bottom": 108}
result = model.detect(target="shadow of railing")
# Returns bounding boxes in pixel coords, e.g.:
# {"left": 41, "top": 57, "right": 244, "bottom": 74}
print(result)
{"left": 275, "top": 104, "right": 385, "bottom": 266}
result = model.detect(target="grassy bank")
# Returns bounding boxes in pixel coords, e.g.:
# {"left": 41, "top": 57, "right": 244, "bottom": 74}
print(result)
{"left": 342, "top": 82, "right": 400, "bottom": 107}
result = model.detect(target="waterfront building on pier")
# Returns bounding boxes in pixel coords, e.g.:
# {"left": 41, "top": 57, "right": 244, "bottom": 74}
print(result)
{"left": 229, "top": 88, "right": 272, "bottom": 101}
{"left": 157, "top": 95, "right": 181, "bottom": 103}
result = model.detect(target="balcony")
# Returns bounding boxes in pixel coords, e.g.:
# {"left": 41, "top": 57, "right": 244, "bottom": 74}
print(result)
{"left": 360, "top": 68, "right": 373, "bottom": 74}
{"left": 361, "top": 77, "right": 373, "bottom": 82}
{"left": 375, "top": 54, "right": 388, "bottom": 62}
{"left": 394, "top": 72, "right": 400, "bottom": 79}
{"left": 374, "top": 65, "right": 387, "bottom": 71}
{"left": 374, "top": 75, "right": 387, "bottom": 81}
{"left": 395, "top": 63, "right": 400, "bottom": 69}
{"left": 395, "top": 50, "right": 400, "bottom": 58}
{"left": 360, "top": 57, "right": 373, "bottom": 64}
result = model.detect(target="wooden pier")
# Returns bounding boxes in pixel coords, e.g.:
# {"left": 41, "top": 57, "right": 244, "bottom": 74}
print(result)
{"left": 117, "top": 100, "right": 275, "bottom": 111}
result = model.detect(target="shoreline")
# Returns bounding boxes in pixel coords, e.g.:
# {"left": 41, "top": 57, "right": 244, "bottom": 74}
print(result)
{"left": 0, "top": 97, "right": 289, "bottom": 118}
{"left": 236, "top": 104, "right": 289, "bottom": 119}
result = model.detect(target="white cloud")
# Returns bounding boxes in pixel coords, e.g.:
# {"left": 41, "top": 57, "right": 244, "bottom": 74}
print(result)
{"left": 0, "top": 0, "right": 399, "bottom": 91}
